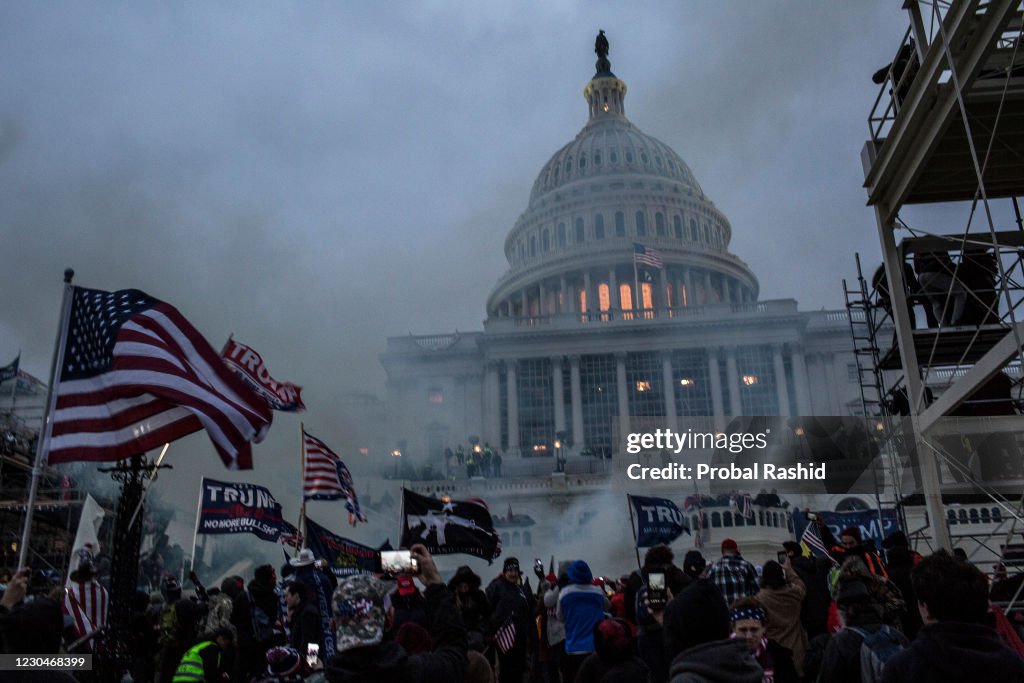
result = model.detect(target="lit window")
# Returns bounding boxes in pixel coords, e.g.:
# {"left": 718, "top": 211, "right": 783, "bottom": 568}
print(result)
{"left": 620, "top": 283, "right": 633, "bottom": 311}
{"left": 428, "top": 389, "right": 444, "bottom": 403}
{"left": 635, "top": 380, "right": 651, "bottom": 392}
{"left": 742, "top": 375, "right": 758, "bottom": 386}
{"left": 599, "top": 284, "right": 610, "bottom": 311}
{"left": 641, "top": 283, "right": 653, "bottom": 310}
{"left": 359, "top": 447, "right": 369, "bottom": 456}
{"left": 679, "top": 378, "right": 695, "bottom": 387}
{"left": 579, "top": 289, "right": 587, "bottom": 312}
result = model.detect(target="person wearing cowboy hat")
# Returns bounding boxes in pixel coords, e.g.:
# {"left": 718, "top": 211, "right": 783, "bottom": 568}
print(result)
{"left": 283, "top": 547, "right": 338, "bottom": 661}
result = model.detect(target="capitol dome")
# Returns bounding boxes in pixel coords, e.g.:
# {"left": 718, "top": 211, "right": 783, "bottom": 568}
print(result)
{"left": 487, "top": 35, "right": 758, "bottom": 322}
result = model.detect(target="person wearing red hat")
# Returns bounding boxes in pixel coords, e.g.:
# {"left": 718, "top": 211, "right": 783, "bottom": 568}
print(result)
{"left": 705, "top": 539, "right": 759, "bottom": 609}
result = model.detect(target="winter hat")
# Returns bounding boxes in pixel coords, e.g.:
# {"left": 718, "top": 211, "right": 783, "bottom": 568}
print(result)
{"left": 395, "top": 621, "right": 433, "bottom": 654}
{"left": 503, "top": 557, "right": 521, "bottom": 573}
{"left": 593, "top": 618, "right": 633, "bottom": 662}
{"left": 683, "top": 550, "right": 707, "bottom": 577}
{"left": 265, "top": 646, "right": 302, "bottom": 677}
{"left": 448, "top": 565, "right": 482, "bottom": 591}
{"left": 662, "top": 579, "right": 730, "bottom": 657}
{"left": 721, "top": 538, "right": 739, "bottom": 554}
{"left": 835, "top": 579, "right": 871, "bottom": 606}
{"left": 465, "top": 650, "right": 495, "bottom": 683}
{"left": 761, "top": 561, "right": 785, "bottom": 588}
{"left": 220, "top": 575, "right": 245, "bottom": 599}
{"left": 255, "top": 564, "right": 276, "bottom": 585}
{"left": 333, "top": 574, "right": 393, "bottom": 652}
{"left": 567, "top": 560, "right": 593, "bottom": 585}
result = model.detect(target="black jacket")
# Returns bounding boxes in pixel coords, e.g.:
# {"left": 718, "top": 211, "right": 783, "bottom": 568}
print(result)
{"left": 818, "top": 624, "right": 908, "bottom": 683}
{"left": 324, "top": 583, "right": 467, "bottom": 683}
{"left": 880, "top": 621, "right": 1024, "bottom": 683}
{"left": 288, "top": 598, "right": 324, "bottom": 653}
{"left": 576, "top": 652, "right": 651, "bottom": 683}
{"left": 668, "top": 639, "right": 762, "bottom": 683}
{"left": 883, "top": 548, "right": 922, "bottom": 639}
{"left": 486, "top": 577, "right": 534, "bottom": 649}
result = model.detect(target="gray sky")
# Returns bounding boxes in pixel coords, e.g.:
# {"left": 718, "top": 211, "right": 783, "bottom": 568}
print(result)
{"left": 2, "top": 3, "right": 919, "bottom": 549}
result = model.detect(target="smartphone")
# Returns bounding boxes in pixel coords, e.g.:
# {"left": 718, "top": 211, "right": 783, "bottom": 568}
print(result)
{"left": 534, "top": 558, "right": 544, "bottom": 573}
{"left": 380, "top": 550, "right": 419, "bottom": 575}
{"left": 647, "top": 572, "right": 666, "bottom": 609}
{"left": 306, "top": 643, "right": 320, "bottom": 667}
{"left": 806, "top": 512, "right": 818, "bottom": 522}
{"left": 777, "top": 551, "right": 788, "bottom": 564}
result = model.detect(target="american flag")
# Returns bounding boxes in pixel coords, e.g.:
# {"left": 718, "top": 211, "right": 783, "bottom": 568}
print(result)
{"left": 64, "top": 579, "right": 108, "bottom": 642}
{"left": 303, "top": 430, "right": 367, "bottom": 524}
{"left": 633, "top": 243, "right": 664, "bottom": 269}
{"left": 47, "top": 287, "right": 272, "bottom": 470}
{"left": 800, "top": 521, "right": 838, "bottom": 565}
{"left": 495, "top": 617, "right": 516, "bottom": 654}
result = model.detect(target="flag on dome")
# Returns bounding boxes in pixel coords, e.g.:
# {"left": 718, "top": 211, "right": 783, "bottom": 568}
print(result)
{"left": 46, "top": 286, "right": 272, "bottom": 470}
{"left": 303, "top": 430, "right": 367, "bottom": 524}
{"left": 633, "top": 242, "right": 663, "bottom": 269}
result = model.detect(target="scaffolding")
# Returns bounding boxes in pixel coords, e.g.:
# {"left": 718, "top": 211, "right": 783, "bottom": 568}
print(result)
{"left": 862, "top": 0, "right": 1024, "bottom": 579}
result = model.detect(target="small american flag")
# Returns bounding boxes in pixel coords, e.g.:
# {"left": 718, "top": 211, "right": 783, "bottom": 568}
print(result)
{"left": 64, "top": 579, "right": 108, "bottom": 643}
{"left": 633, "top": 243, "right": 664, "bottom": 269}
{"left": 800, "top": 520, "right": 838, "bottom": 565}
{"left": 495, "top": 617, "right": 517, "bottom": 654}
{"left": 741, "top": 493, "right": 753, "bottom": 520}
{"left": 47, "top": 287, "right": 272, "bottom": 470}
{"left": 303, "top": 430, "right": 366, "bottom": 524}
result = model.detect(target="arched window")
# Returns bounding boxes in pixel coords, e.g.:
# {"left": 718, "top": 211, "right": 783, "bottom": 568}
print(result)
{"left": 674, "top": 215, "right": 683, "bottom": 239}
{"left": 636, "top": 211, "right": 647, "bottom": 237}
{"left": 656, "top": 212, "right": 666, "bottom": 236}
{"left": 981, "top": 508, "right": 991, "bottom": 523}
{"left": 641, "top": 283, "right": 653, "bottom": 312}
{"left": 579, "top": 155, "right": 586, "bottom": 169}
{"left": 947, "top": 509, "right": 957, "bottom": 526}
{"left": 723, "top": 511, "right": 733, "bottom": 527}
{"left": 594, "top": 151, "right": 602, "bottom": 166}
{"left": 598, "top": 284, "right": 610, "bottom": 312}
{"left": 615, "top": 212, "right": 626, "bottom": 237}
{"left": 542, "top": 229, "right": 550, "bottom": 252}
{"left": 523, "top": 531, "right": 532, "bottom": 546}
{"left": 993, "top": 507, "right": 1002, "bottom": 522}
{"left": 619, "top": 283, "right": 633, "bottom": 316}
{"left": 969, "top": 508, "right": 980, "bottom": 523}
{"left": 575, "top": 218, "right": 585, "bottom": 243}
{"left": 958, "top": 509, "right": 968, "bottom": 523}
{"left": 501, "top": 532, "right": 510, "bottom": 544}
{"left": 704, "top": 223, "right": 711, "bottom": 243}
{"left": 512, "top": 531, "right": 521, "bottom": 545}
{"left": 711, "top": 512, "right": 722, "bottom": 528}
{"left": 595, "top": 213, "right": 605, "bottom": 239}
{"left": 689, "top": 218, "right": 698, "bottom": 241}
{"left": 735, "top": 512, "right": 745, "bottom": 527}
{"left": 557, "top": 223, "right": 566, "bottom": 247}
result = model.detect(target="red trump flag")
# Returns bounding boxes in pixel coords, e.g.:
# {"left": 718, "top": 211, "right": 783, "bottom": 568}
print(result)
{"left": 47, "top": 287, "right": 272, "bottom": 469}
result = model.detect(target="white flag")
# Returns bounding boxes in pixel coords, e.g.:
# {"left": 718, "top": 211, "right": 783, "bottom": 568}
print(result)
{"left": 68, "top": 494, "right": 105, "bottom": 576}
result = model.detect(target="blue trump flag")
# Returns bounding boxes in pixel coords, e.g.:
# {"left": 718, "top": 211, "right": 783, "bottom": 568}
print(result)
{"left": 792, "top": 508, "right": 899, "bottom": 552}
{"left": 304, "top": 517, "right": 379, "bottom": 577}
{"left": 196, "top": 478, "right": 297, "bottom": 543}
{"left": 629, "top": 494, "right": 690, "bottom": 548}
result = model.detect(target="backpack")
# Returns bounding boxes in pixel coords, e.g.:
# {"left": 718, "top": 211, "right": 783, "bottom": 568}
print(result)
{"left": 248, "top": 591, "right": 276, "bottom": 643}
{"left": 849, "top": 625, "right": 904, "bottom": 683}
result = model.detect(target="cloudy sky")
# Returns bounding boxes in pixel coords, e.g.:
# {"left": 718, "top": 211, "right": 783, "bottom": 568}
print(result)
{"left": 2, "top": 3, "right": 926, "bottom": 548}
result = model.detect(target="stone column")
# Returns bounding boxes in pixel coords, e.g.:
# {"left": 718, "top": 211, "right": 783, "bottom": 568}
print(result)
{"left": 725, "top": 346, "right": 742, "bottom": 416}
{"left": 539, "top": 281, "right": 547, "bottom": 317}
{"left": 616, "top": 352, "right": 631, "bottom": 440}
{"left": 772, "top": 345, "right": 790, "bottom": 416}
{"left": 560, "top": 275, "right": 569, "bottom": 314}
{"left": 552, "top": 356, "right": 566, "bottom": 434}
{"left": 583, "top": 271, "right": 593, "bottom": 321}
{"left": 708, "top": 348, "right": 725, "bottom": 431}
{"left": 520, "top": 288, "right": 529, "bottom": 319}
{"left": 704, "top": 271, "right": 713, "bottom": 305}
{"left": 659, "top": 269, "right": 669, "bottom": 318}
{"left": 823, "top": 353, "right": 838, "bottom": 414}
{"left": 609, "top": 267, "right": 619, "bottom": 316}
{"left": 485, "top": 361, "right": 500, "bottom": 445}
{"left": 570, "top": 355, "right": 584, "bottom": 454}
{"left": 684, "top": 268, "right": 695, "bottom": 307}
{"left": 506, "top": 360, "right": 519, "bottom": 457}
{"left": 790, "top": 345, "right": 812, "bottom": 414}
{"left": 661, "top": 352, "right": 678, "bottom": 431}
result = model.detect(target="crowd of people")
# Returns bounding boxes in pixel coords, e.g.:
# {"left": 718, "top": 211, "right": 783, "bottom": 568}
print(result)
{"left": 2, "top": 524, "right": 1024, "bottom": 683}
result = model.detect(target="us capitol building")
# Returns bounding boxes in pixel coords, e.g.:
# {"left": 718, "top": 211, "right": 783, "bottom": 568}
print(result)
{"left": 375, "top": 35, "right": 869, "bottom": 571}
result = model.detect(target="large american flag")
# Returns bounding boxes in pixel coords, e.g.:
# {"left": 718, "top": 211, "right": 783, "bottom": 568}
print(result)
{"left": 303, "top": 430, "right": 366, "bottom": 524}
{"left": 47, "top": 287, "right": 273, "bottom": 470}
{"left": 633, "top": 243, "right": 664, "bottom": 269}
{"left": 64, "top": 579, "right": 108, "bottom": 643}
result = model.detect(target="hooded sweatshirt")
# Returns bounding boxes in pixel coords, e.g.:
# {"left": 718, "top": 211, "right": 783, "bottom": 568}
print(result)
{"left": 668, "top": 639, "right": 763, "bottom": 683}
{"left": 557, "top": 561, "right": 608, "bottom": 655}
{"left": 880, "top": 621, "right": 1024, "bottom": 683}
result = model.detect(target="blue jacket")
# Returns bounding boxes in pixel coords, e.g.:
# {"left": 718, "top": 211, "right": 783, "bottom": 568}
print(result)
{"left": 557, "top": 583, "right": 607, "bottom": 655}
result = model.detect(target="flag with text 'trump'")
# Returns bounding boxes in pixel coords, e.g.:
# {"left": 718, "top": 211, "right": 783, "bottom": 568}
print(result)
{"left": 47, "top": 287, "right": 273, "bottom": 469}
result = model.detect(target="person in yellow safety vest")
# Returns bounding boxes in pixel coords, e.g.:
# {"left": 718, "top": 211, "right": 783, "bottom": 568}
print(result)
{"left": 173, "top": 628, "right": 234, "bottom": 683}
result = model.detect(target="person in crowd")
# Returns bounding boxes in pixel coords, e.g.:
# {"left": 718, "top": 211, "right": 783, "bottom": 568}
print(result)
{"left": 285, "top": 579, "right": 325, "bottom": 656}
{"left": 648, "top": 578, "right": 762, "bottom": 683}
{"left": 913, "top": 250, "right": 967, "bottom": 327}
{"left": 128, "top": 588, "right": 161, "bottom": 683}
{"left": 755, "top": 559, "right": 807, "bottom": 677}
{"left": 324, "top": 543, "right": 467, "bottom": 682}
{"left": 705, "top": 539, "right": 759, "bottom": 608}
{"left": 0, "top": 569, "right": 79, "bottom": 682}
{"left": 254, "top": 646, "right": 307, "bottom": 683}
{"left": 625, "top": 545, "right": 690, "bottom": 683}
{"left": 557, "top": 559, "right": 608, "bottom": 683}
{"left": 836, "top": 528, "right": 888, "bottom": 578}
{"left": 880, "top": 532, "right": 922, "bottom": 640}
{"left": 172, "top": 626, "right": 234, "bottom": 683}
{"left": 881, "top": 551, "right": 1024, "bottom": 682}
{"left": 729, "top": 597, "right": 798, "bottom": 683}
{"left": 609, "top": 574, "right": 630, "bottom": 622}
{"left": 486, "top": 557, "right": 535, "bottom": 683}
{"left": 817, "top": 579, "right": 907, "bottom": 683}
{"left": 390, "top": 574, "right": 428, "bottom": 632}
{"left": 542, "top": 561, "right": 570, "bottom": 683}
{"left": 682, "top": 550, "right": 707, "bottom": 582}
{"left": 156, "top": 576, "right": 188, "bottom": 683}
{"left": 466, "top": 649, "right": 496, "bottom": 683}
{"left": 782, "top": 541, "right": 830, "bottom": 639}
{"left": 575, "top": 617, "right": 650, "bottom": 683}
{"left": 829, "top": 557, "right": 905, "bottom": 633}
{"left": 450, "top": 565, "right": 492, "bottom": 652}
{"left": 232, "top": 563, "right": 283, "bottom": 682}
{"left": 395, "top": 620, "right": 433, "bottom": 655}
{"left": 204, "top": 575, "right": 243, "bottom": 639}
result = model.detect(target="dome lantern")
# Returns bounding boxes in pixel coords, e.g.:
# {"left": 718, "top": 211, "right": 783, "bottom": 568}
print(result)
{"left": 585, "top": 30, "right": 627, "bottom": 121}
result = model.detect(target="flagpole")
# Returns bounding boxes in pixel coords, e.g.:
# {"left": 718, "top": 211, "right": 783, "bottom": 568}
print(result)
{"left": 625, "top": 494, "right": 642, "bottom": 572}
{"left": 127, "top": 442, "right": 169, "bottom": 532}
{"left": 633, "top": 257, "right": 640, "bottom": 315}
{"left": 298, "top": 422, "right": 306, "bottom": 550}
{"left": 398, "top": 487, "right": 406, "bottom": 550}
{"left": 189, "top": 477, "right": 205, "bottom": 574}
{"left": 18, "top": 269, "right": 75, "bottom": 570}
